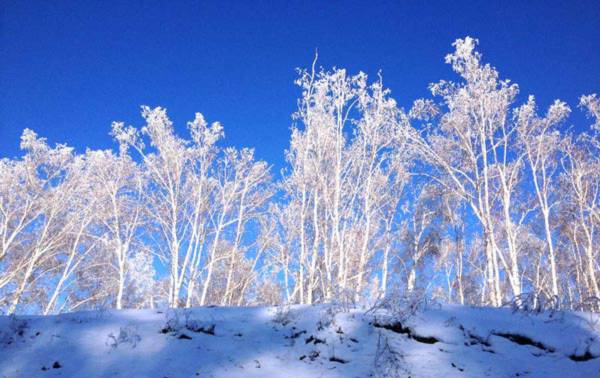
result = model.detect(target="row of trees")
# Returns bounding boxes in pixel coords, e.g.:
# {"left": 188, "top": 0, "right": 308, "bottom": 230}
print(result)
{"left": 1, "top": 37, "right": 599, "bottom": 314}
{"left": 0, "top": 110, "right": 272, "bottom": 314}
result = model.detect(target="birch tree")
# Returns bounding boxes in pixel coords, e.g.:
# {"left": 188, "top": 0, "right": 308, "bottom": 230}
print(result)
{"left": 410, "top": 37, "right": 522, "bottom": 305}
{"left": 5, "top": 130, "right": 80, "bottom": 314}
{"left": 87, "top": 147, "right": 146, "bottom": 310}
{"left": 516, "top": 97, "right": 571, "bottom": 297}
{"left": 112, "top": 107, "right": 223, "bottom": 308}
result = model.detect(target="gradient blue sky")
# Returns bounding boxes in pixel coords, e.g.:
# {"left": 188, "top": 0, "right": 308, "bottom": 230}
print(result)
{"left": 2, "top": 0, "right": 599, "bottom": 172}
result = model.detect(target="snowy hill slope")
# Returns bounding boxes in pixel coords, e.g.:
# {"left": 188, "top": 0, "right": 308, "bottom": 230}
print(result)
{"left": 1, "top": 304, "right": 599, "bottom": 377}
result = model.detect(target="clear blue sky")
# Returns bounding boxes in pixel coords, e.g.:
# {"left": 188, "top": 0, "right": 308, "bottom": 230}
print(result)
{"left": 2, "top": 0, "right": 599, "bottom": 172}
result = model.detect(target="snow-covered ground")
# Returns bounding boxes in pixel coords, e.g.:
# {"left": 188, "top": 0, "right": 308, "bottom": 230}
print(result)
{"left": 1, "top": 304, "right": 599, "bottom": 377}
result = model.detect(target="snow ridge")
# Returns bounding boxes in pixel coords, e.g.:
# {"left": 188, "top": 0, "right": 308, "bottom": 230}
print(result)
{"left": 1, "top": 304, "right": 599, "bottom": 377}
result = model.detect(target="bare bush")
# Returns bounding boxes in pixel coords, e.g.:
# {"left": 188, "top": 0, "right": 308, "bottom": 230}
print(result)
{"left": 504, "top": 292, "right": 561, "bottom": 315}
{"left": 272, "top": 303, "right": 294, "bottom": 326}
{"left": 106, "top": 324, "right": 142, "bottom": 349}
{"left": 373, "top": 332, "right": 408, "bottom": 377}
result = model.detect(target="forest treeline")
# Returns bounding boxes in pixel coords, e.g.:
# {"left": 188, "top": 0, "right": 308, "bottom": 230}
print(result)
{"left": 1, "top": 37, "right": 599, "bottom": 315}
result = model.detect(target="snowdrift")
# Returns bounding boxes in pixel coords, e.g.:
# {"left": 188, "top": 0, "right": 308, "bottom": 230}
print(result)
{"left": 1, "top": 304, "right": 599, "bottom": 377}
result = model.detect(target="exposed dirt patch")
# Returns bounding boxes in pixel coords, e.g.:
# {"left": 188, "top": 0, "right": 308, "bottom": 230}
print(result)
{"left": 285, "top": 329, "right": 306, "bottom": 339}
{"left": 372, "top": 321, "right": 439, "bottom": 344}
{"left": 492, "top": 332, "right": 555, "bottom": 353}
{"left": 305, "top": 335, "right": 326, "bottom": 345}
{"left": 329, "top": 356, "right": 348, "bottom": 364}
{"left": 186, "top": 323, "right": 216, "bottom": 335}
{"left": 159, "top": 327, "right": 173, "bottom": 334}
{"left": 451, "top": 362, "right": 464, "bottom": 372}
{"left": 299, "top": 350, "right": 320, "bottom": 362}
{"left": 569, "top": 350, "right": 597, "bottom": 362}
